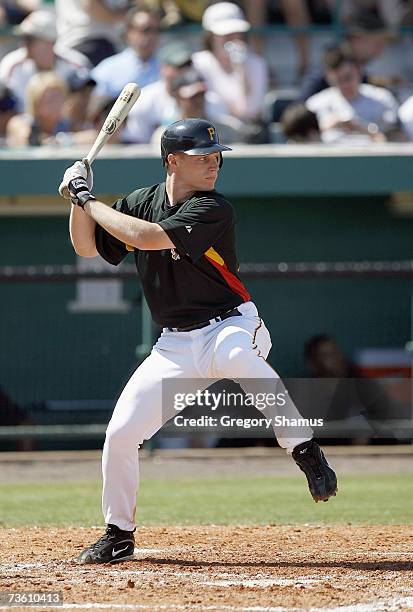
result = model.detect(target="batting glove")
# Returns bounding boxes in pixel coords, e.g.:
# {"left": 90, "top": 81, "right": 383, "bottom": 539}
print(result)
{"left": 68, "top": 177, "right": 96, "bottom": 208}
{"left": 58, "top": 159, "right": 94, "bottom": 199}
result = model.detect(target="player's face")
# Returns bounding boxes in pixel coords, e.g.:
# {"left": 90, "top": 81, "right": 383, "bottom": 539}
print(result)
{"left": 173, "top": 151, "right": 221, "bottom": 190}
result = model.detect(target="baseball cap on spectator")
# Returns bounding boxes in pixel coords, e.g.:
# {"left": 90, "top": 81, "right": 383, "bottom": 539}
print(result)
{"left": 158, "top": 41, "right": 192, "bottom": 67}
{"left": 171, "top": 69, "right": 207, "bottom": 99}
{"left": 13, "top": 9, "right": 57, "bottom": 42}
{"left": 67, "top": 68, "right": 96, "bottom": 93}
{"left": 202, "top": 2, "right": 250, "bottom": 35}
{"left": 0, "top": 82, "right": 17, "bottom": 113}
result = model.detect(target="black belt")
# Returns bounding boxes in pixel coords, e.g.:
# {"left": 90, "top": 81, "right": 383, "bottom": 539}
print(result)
{"left": 167, "top": 307, "right": 242, "bottom": 332}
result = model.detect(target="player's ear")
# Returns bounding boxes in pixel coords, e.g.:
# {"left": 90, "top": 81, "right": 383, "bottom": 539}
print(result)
{"left": 167, "top": 152, "right": 178, "bottom": 169}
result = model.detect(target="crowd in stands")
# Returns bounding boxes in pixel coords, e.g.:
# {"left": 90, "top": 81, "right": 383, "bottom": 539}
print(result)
{"left": 2, "top": 0, "right": 413, "bottom": 147}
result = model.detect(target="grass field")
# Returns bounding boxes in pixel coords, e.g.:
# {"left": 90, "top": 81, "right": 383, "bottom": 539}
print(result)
{"left": 1, "top": 473, "right": 412, "bottom": 527}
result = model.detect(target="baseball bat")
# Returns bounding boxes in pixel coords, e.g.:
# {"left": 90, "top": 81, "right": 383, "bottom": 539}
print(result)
{"left": 61, "top": 82, "right": 141, "bottom": 199}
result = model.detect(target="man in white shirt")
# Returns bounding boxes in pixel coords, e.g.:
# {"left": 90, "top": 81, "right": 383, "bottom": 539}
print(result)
{"left": 306, "top": 48, "right": 399, "bottom": 143}
{"left": 91, "top": 7, "right": 160, "bottom": 99}
{"left": 0, "top": 9, "right": 86, "bottom": 112}
{"left": 150, "top": 68, "right": 244, "bottom": 146}
{"left": 124, "top": 41, "right": 225, "bottom": 144}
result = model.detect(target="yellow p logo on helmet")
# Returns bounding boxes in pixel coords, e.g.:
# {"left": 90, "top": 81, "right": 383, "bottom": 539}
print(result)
{"left": 207, "top": 127, "right": 215, "bottom": 141}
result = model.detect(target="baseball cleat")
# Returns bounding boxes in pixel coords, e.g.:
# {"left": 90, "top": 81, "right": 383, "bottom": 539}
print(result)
{"left": 76, "top": 524, "right": 135, "bottom": 564}
{"left": 292, "top": 440, "right": 338, "bottom": 502}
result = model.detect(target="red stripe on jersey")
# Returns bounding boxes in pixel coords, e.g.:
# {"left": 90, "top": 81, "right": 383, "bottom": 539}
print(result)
{"left": 204, "top": 247, "right": 250, "bottom": 302}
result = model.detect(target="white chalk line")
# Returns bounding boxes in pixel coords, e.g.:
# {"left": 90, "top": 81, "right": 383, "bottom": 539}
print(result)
{"left": 2, "top": 548, "right": 411, "bottom": 573}
{"left": 365, "top": 552, "right": 412, "bottom": 556}
{"left": 203, "top": 575, "right": 328, "bottom": 589}
{"left": 134, "top": 548, "right": 170, "bottom": 554}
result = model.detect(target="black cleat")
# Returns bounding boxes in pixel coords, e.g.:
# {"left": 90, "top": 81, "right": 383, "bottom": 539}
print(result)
{"left": 77, "top": 524, "right": 135, "bottom": 564}
{"left": 292, "top": 440, "right": 338, "bottom": 502}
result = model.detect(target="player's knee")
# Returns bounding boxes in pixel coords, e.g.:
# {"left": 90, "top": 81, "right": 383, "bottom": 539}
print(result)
{"left": 215, "top": 343, "right": 256, "bottom": 378}
{"left": 105, "top": 421, "right": 142, "bottom": 451}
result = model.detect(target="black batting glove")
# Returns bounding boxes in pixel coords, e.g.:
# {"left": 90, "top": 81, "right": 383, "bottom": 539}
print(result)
{"left": 68, "top": 177, "right": 96, "bottom": 209}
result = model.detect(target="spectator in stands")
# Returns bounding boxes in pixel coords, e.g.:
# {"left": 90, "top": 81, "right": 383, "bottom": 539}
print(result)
{"left": 54, "top": 0, "right": 132, "bottom": 67}
{"left": 0, "top": 9, "right": 86, "bottom": 112}
{"left": 91, "top": 7, "right": 160, "bottom": 99}
{"left": 342, "top": 8, "right": 413, "bottom": 102}
{"left": 151, "top": 68, "right": 244, "bottom": 144}
{"left": 6, "top": 70, "right": 71, "bottom": 146}
{"left": 0, "top": 82, "right": 18, "bottom": 146}
{"left": 281, "top": 102, "right": 321, "bottom": 142}
{"left": 192, "top": 2, "right": 269, "bottom": 122}
{"left": 303, "top": 334, "right": 397, "bottom": 441}
{"left": 300, "top": 11, "right": 390, "bottom": 101}
{"left": 64, "top": 67, "right": 96, "bottom": 132}
{"left": 305, "top": 334, "right": 352, "bottom": 379}
{"left": 306, "top": 48, "right": 400, "bottom": 143}
{"left": 124, "top": 40, "right": 208, "bottom": 143}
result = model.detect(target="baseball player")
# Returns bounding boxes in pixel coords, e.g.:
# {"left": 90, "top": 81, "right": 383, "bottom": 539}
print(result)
{"left": 59, "top": 118, "right": 337, "bottom": 564}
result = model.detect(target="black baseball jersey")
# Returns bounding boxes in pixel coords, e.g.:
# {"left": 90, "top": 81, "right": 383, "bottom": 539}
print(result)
{"left": 95, "top": 182, "right": 250, "bottom": 327}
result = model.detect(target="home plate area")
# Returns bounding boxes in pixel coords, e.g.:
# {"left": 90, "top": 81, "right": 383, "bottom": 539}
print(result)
{"left": 1, "top": 525, "right": 412, "bottom": 611}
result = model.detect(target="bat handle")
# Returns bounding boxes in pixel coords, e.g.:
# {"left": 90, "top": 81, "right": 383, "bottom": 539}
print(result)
{"left": 82, "top": 156, "right": 92, "bottom": 175}
{"left": 61, "top": 157, "right": 92, "bottom": 200}
{"left": 82, "top": 156, "right": 93, "bottom": 193}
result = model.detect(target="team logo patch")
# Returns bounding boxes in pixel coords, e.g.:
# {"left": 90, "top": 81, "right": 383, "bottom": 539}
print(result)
{"left": 207, "top": 127, "right": 215, "bottom": 141}
{"left": 171, "top": 248, "right": 180, "bottom": 260}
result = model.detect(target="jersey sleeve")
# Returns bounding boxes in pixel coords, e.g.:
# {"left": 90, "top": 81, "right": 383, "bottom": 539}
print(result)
{"left": 158, "top": 196, "right": 233, "bottom": 262}
{"left": 95, "top": 197, "right": 130, "bottom": 266}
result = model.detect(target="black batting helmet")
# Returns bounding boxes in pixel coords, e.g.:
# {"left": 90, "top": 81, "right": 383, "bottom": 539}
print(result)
{"left": 161, "top": 118, "right": 232, "bottom": 166}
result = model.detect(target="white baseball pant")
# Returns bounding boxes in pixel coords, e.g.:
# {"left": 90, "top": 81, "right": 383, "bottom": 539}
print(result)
{"left": 102, "top": 301, "right": 312, "bottom": 531}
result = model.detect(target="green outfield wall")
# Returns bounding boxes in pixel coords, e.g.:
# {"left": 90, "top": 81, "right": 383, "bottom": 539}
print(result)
{"left": 1, "top": 144, "right": 413, "bottom": 197}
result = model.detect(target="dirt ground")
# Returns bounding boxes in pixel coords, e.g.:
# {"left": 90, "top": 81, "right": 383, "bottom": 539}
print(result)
{"left": 1, "top": 448, "right": 412, "bottom": 611}
{"left": 1, "top": 525, "right": 412, "bottom": 611}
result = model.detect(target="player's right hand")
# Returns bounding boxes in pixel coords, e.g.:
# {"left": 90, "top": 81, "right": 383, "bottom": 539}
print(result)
{"left": 58, "top": 160, "right": 94, "bottom": 198}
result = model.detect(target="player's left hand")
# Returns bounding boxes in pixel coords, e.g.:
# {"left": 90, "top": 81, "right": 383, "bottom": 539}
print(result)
{"left": 58, "top": 160, "right": 94, "bottom": 198}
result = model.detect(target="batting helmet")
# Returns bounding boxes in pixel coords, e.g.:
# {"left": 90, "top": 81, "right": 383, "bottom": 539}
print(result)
{"left": 161, "top": 118, "right": 232, "bottom": 166}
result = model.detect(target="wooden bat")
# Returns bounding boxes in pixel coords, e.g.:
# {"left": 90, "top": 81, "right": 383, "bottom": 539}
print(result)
{"left": 61, "top": 82, "right": 141, "bottom": 198}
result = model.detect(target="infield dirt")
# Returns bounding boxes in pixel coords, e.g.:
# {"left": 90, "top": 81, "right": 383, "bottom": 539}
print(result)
{"left": 1, "top": 524, "right": 412, "bottom": 611}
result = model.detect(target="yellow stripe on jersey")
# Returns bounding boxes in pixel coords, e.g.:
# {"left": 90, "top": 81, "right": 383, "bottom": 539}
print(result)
{"left": 125, "top": 243, "right": 134, "bottom": 252}
{"left": 204, "top": 246, "right": 225, "bottom": 267}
